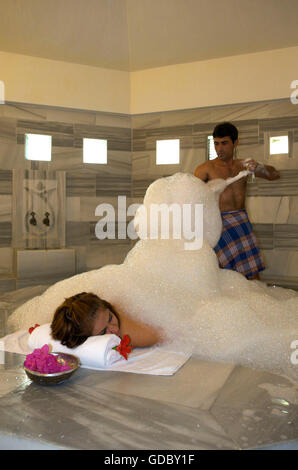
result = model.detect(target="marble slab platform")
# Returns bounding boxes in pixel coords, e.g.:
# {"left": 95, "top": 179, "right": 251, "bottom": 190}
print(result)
{"left": 0, "top": 286, "right": 297, "bottom": 450}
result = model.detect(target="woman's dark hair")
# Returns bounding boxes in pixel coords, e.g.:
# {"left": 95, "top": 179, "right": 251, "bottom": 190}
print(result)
{"left": 213, "top": 122, "right": 238, "bottom": 143}
{"left": 51, "top": 292, "right": 120, "bottom": 348}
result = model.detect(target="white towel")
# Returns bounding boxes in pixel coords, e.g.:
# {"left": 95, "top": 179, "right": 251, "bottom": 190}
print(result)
{"left": 27, "top": 323, "right": 121, "bottom": 369}
{"left": 0, "top": 326, "right": 191, "bottom": 375}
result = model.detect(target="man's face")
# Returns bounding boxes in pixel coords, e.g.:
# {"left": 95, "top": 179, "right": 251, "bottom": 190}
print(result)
{"left": 213, "top": 136, "right": 238, "bottom": 161}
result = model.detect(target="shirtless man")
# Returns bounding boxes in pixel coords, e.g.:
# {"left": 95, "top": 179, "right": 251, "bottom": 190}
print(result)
{"left": 194, "top": 122, "right": 280, "bottom": 280}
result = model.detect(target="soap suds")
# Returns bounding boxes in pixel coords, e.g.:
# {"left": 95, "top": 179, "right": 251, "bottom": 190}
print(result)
{"left": 8, "top": 173, "right": 298, "bottom": 378}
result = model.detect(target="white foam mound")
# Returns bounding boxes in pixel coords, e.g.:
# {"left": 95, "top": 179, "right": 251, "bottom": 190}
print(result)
{"left": 8, "top": 172, "right": 298, "bottom": 378}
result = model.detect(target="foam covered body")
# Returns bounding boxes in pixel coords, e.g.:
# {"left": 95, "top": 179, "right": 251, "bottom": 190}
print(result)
{"left": 8, "top": 173, "right": 298, "bottom": 378}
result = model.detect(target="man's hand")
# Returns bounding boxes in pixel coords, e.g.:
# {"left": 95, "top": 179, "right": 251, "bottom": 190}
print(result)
{"left": 241, "top": 159, "right": 280, "bottom": 181}
{"left": 242, "top": 159, "right": 259, "bottom": 172}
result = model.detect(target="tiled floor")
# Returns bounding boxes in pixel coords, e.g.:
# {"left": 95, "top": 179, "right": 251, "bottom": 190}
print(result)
{"left": 0, "top": 286, "right": 297, "bottom": 450}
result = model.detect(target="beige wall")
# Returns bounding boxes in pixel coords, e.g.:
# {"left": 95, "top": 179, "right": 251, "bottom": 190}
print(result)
{"left": 1, "top": 46, "right": 298, "bottom": 115}
{"left": 0, "top": 51, "right": 131, "bottom": 114}
{"left": 130, "top": 46, "right": 298, "bottom": 114}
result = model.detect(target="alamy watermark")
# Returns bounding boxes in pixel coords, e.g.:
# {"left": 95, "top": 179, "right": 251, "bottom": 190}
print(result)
{"left": 290, "top": 80, "right": 298, "bottom": 104}
{"left": 0, "top": 81, "right": 4, "bottom": 104}
{"left": 95, "top": 196, "right": 204, "bottom": 250}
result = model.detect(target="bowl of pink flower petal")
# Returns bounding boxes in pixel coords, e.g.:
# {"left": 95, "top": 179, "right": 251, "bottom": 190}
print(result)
{"left": 24, "top": 344, "right": 80, "bottom": 385}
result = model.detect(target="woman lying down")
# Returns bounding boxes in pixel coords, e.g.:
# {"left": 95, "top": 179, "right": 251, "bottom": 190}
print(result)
{"left": 51, "top": 292, "right": 164, "bottom": 349}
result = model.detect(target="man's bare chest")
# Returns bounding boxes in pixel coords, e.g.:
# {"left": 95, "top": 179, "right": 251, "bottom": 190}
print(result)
{"left": 208, "top": 163, "right": 243, "bottom": 180}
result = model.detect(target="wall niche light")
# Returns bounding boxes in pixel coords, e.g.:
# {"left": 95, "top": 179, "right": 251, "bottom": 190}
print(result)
{"left": 25, "top": 133, "right": 52, "bottom": 161}
{"left": 269, "top": 135, "right": 289, "bottom": 155}
{"left": 156, "top": 139, "right": 180, "bottom": 165}
{"left": 83, "top": 138, "right": 107, "bottom": 164}
{"left": 207, "top": 135, "right": 217, "bottom": 160}
{"left": 265, "top": 131, "right": 293, "bottom": 159}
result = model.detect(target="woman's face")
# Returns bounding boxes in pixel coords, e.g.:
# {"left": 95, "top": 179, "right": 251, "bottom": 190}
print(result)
{"left": 92, "top": 308, "right": 120, "bottom": 337}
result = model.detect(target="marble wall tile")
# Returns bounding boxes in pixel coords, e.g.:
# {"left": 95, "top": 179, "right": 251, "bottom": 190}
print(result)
{"left": 16, "top": 249, "right": 75, "bottom": 280}
{"left": 288, "top": 197, "right": 298, "bottom": 224}
{"left": 80, "top": 196, "right": 107, "bottom": 222}
{"left": 95, "top": 112, "right": 131, "bottom": 129}
{"left": 66, "top": 171, "right": 96, "bottom": 197}
{"left": 132, "top": 178, "right": 159, "bottom": 198}
{"left": 246, "top": 197, "right": 290, "bottom": 224}
{"left": 131, "top": 114, "right": 161, "bottom": 130}
{"left": 0, "top": 170, "right": 12, "bottom": 194}
{"left": 132, "top": 149, "right": 188, "bottom": 181}
{"left": 133, "top": 126, "right": 193, "bottom": 153}
{"left": 274, "top": 224, "right": 298, "bottom": 249}
{"left": 233, "top": 119, "right": 259, "bottom": 145}
{"left": 132, "top": 102, "right": 279, "bottom": 130}
{"left": 70, "top": 245, "right": 87, "bottom": 274}
{"left": 0, "top": 143, "right": 25, "bottom": 170}
{"left": 259, "top": 116, "right": 298, "bottom": 133}
{"left": 50, "top": 148, "right": 83, "bottom": 172}
{"left": 211, "top": 100, "right": 298, "bottom": 123}
{"left": 74, "top": 123, "right": 131, "bottom": 151}
{"left": 0, "top": 195, "right": 12, "bottom": 222}
{"left": 0, "top": 117, "right": 16, "bottom": 143}
{"left": 85, "top": 244, "right": 131, "bottom": 270}
{"left": 0, "top": 103, "right": 47, "bottom": 121}
{"left": 131, "top": 151, "right": 151, "bottom": 177}
{"left": 160, "top": 107, "right": 213, "bottom": 127}
{"left": 46, "top": 108, "right": 96, "bottom": 126}
{"left": 180, "top": 148, "right": 201, "bottom": 174}
{"left": 15, "top": 277, "right": 62, "bottom": 290}
{"left": 237, "top": 143, "right": 265, "bottom": 164}
{"left": 0, "top": 222, "right": 11, "bottom": 246}
{"left": 106, "top": 150, "right": 132, "bottom": 175}
{"left": 247, "top": 170, "right": 298, "bottom": 197}
{"left": 260, "top": 274, "right": 298, "bottom": 290}
{"left": 0, "top": 279, "right": 16, "bottom": 295}
{"left": 96, "top": 174, "right": 131, "bottom": 197}
{"left": 65, "top": 221, "right": 90, "bottom": 246}
{"left": 17, "top": 120, "right": 74, "bottom": 148}
{"left": 66, "top": 197, "right": 81, "bottom": 222}
{"left": 265, "top": 149, "right": 298, "bottom": 171}
{"left": 0, "top": 248, "right": 13, "bottom": 274}
{"left": 252, "top": 223, "right": 274, "bottom": 250}
{"left": 260, "top": 249, "right": 298, "bottom": 278}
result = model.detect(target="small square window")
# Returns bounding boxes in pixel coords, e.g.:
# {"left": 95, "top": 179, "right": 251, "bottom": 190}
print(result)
{"left": 269, "top": 135, "right": 289, "bottom": 155}
{"left": 207, "top": 135, "right": 217, "bottom": 160}
{"left": 156, "top": 139, "right": 180, "bottom": 165}
{"left": 264, "top": 131, "right": 293, "bottom": 160}
{"left": 83, "top": 138, "right": 107, "bottom": 164}
{"left": 25, "top": 134, "right": 52, "bottom": 161}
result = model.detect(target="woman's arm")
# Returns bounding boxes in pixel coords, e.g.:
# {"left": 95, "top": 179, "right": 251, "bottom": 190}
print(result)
{"left": 117, "top": 310, "right": 164, "bottom": 348}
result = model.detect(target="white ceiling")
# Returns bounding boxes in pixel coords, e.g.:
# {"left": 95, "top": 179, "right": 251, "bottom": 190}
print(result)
{"left": 0, "top": 0, "right": 298, "bottom": 71}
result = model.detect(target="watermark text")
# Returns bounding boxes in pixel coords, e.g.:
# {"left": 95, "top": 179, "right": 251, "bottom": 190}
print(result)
{"left": 95, "top": 196, "right": 204, "bottom": 251}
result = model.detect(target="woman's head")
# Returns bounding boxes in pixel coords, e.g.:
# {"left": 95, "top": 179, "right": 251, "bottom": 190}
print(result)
{"left": 51, "top": 292, "right": 120, "bottom": 348}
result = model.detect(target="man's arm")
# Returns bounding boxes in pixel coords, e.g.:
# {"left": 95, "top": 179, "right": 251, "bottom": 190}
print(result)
{"left": 194, "top": 162, "right": 209, "bottom": 182}
{"left": 242, "top": 159, "right": 280, "bottom": 181}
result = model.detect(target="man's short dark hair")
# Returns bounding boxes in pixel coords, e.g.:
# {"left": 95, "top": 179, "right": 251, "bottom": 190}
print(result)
{"left": 213, "top": 122, "right": 238, "bottom": 143}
